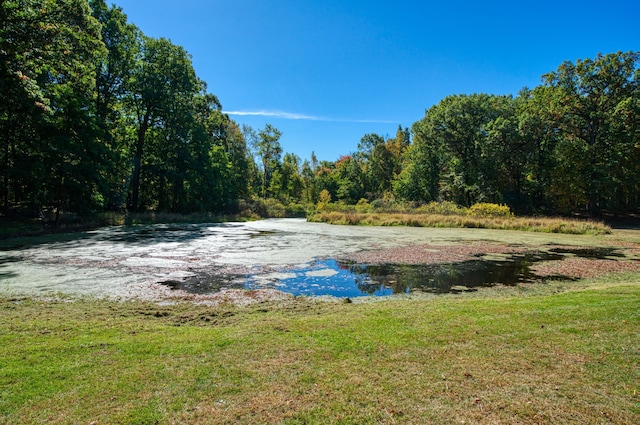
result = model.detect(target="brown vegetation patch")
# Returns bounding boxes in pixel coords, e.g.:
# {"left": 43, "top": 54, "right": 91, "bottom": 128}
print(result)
{"left": 606, "top": 240, "right": 640, "bottom": 256}
{"left": 531, "top": 258, "right": 640, "bottom": 279}
{"left": 344, "top": 243, "right": 526, "bottom": 265}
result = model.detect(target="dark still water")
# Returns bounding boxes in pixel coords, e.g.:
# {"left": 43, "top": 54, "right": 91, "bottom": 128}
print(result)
{"left": 161, "top": 249, "right": 602, "bottom": 298}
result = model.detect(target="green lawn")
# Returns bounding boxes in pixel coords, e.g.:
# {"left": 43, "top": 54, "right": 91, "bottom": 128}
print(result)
{"left": 1, "top": 274, "right": 638, "bottom": 424}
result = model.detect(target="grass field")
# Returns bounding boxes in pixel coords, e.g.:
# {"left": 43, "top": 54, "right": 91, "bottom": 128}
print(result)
{"left": 1, "top": 273, "right": 638, "bottom": 424}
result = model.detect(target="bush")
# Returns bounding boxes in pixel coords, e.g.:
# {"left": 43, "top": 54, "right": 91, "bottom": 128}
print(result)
{"left": 237, "top": 197, "right": 287, "bottom": 218}
{"left": 238, "top": 198, "right": 266, "bottom": 218}
{"left": 415, "top": 201, "right": 466, "bottom": 216}
{"left": 284, "top": 203, "right": 307, "bottom": 218}
{"left": 317, "top": 190, "right": 332, "bottom": 211}
{"left": 467, "top": 203, "right": 514, "bottom": 218}
{"left": 264, "top": 198, "right": 286, "bottom": 218}
{"left": 355, "top": 198, "right": 371, "bottom": 213}
{"left": 238, "top": 197, "right": 312, "bottom": 219}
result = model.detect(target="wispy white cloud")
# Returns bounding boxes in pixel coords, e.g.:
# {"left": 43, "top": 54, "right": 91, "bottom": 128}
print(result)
{"left": 225, "top": 110, "right": 322, "bottom": 120}
{"left": 345, "top": 118, "right": 399, "bottom": 124}
{"left": 224, "top": 109, "right": 396, "bottom": 124}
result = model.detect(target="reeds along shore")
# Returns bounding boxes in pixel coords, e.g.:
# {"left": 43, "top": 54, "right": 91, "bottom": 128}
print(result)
{"left": 307, "top": 212, "right": 611, "bottom": 235}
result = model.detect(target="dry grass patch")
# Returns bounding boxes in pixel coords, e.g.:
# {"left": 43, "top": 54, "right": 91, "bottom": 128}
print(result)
{"left": 308, "top": 212, "right": 612, "bottom": 235}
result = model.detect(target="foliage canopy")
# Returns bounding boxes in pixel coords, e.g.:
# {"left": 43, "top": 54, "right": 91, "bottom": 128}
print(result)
{"left": 1, "top": 1, "right": 637, "bottom": 219}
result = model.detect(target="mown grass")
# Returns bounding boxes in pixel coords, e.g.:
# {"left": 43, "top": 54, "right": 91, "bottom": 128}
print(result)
{"left": 1, "top": 274, "right": 638, "bottom": 424}
{"left": 308, "top": 211, "right": 612, "bottom": 235}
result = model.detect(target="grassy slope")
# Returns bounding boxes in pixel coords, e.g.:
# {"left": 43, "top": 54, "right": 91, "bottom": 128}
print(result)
{"left": 1, "top": 275, "right": 638, "bottom": 424}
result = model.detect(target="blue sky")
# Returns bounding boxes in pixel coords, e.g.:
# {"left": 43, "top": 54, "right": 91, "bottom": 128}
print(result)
{"left": 112, "top": 0, "right": 639, "bottom": 162}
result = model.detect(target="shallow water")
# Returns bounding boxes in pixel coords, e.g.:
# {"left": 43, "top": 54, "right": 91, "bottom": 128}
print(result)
{"left": 0, "top": 218, "right": 626, "bottom": 300}
{"left": 161, "top": 249, "right": 611, "bottom": 298}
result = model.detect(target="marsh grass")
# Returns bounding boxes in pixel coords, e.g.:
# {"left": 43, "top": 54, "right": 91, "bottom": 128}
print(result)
{"left": 1, "top": 274, "right": 638, "bottom": 424}
{"left": 308, "top": 212, "right": 612, "bottom": 235}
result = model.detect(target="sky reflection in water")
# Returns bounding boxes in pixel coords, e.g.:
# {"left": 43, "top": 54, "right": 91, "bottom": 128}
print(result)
{"left": 241, "top": 252, "right": 564, "bottom": 297}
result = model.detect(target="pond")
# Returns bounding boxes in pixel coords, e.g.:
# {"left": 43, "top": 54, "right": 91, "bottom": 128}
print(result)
{"left": 159, "top": 248, "right": 626, "bottom": 298}
{"left": 2, "top": 218, "right": 629, "bottom": 300}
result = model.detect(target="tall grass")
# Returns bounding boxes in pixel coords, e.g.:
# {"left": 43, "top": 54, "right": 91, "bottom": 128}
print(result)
{"left": 308, "top": 211, "right": 611, "bottom": 235}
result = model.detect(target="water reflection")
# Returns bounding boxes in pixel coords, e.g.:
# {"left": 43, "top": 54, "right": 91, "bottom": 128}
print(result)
{"left": 244, "top": 259, "right": 396, "bottom": 298}
{"left": 164, "top": 253, "right": 558, "bottom": 297}
{"left": 161, "top": 246, "right": 625, "bottom": 298}
{"left": 339, "top": 251, "right": 563, "bottom": 295}
{"left": 547, "top": 246, "right": 624, "bottom": 259}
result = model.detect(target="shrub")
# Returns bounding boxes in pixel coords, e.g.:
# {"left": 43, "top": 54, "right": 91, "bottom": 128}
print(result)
{"left": 237, "top": 197, "right": 292, "bottom": 218}
{"left": 264, "top": 198, "right": 287, "bottom": 218}
{"left": 284, "top": 203, "right": 307, "bottom": 218}
{"left": 317, "top": 190, "right": 332, "bottom": 211}
{"left": 355, "top": 198, "right": 371, "bottom": 213}
{"left": 416, "top": 201, "right": 466, "bottom": 216}
{"left": 467, "top": 203, "right": 514, "bottom": 218}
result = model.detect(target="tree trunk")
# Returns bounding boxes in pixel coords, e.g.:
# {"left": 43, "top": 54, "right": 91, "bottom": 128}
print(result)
{"left": 2, "top": 120, "right": 9, "bottom": 213}
{"left": 587, "top": 119, "right": 599, "bottom": 216}
{"left": 129, "top": 110, "right": 150, "bottom": 211}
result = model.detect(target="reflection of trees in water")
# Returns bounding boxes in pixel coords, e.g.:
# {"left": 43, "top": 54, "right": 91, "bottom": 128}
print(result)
{"left": 343, "top": 262, "right": 408, "bottom": 294}
{"left": 165, "top": 250, "right": 593, "bottom": 297}
{"left": 345, "top": 263, "right": 413, "bottom": 294}
{"left": 340, "top": 253, "right": 559, "bottom": 295}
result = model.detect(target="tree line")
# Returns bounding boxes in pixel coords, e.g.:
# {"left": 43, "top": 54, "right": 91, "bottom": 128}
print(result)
{"left": 2, "top": 0, "right": 258, "bottom": 219}
{"left": 2, "top": 1, "right": 638, "bottom": 220}
{"left": 315, "top": 52, "right": 639, "bottom": 216}
{"left": 399, "top": 53, "right": 639, "bottom": 216}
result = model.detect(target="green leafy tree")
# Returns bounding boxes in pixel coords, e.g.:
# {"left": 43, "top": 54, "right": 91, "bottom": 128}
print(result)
{"left": 314, "top": 160, "right": 338, "bottom": 202}
{"left": 356, "top": 133, "right": 384, "bottom": 161}
{"left": 417, "top": 94, "right": 512, "bottom": 205}
{"left": 278, "top": 152, "right": 304, "bottom": 202}
{"left": 482, "top": 95, "right": 536, "bottom": 212}
{"left": 1, "top": 0, "right": 105, "bottom": 217}
{"left": 300, "top": 158, "right": 316, "bottom": 203}
{"left": 247, "top": 124, "right": 283, "bottom": 198}
{"left": 334, "top": 155, "right": 365, "bottom": 203}
{"left": 223, "top": 120, "right": 255, "bottom": 202}
{"left": 354, "top": 133, "right": 386, "bottom": 197}
{"left": 542, "top": 51, "right": 639, "bottom": 214}
{"left": 126, "top": 36, "right": 200, "bottom": 211}
{"left": 389, "top": 126, "right": 410, "bottom": 175}
{"left": 369, "top": 141, "right": 395, "bottom": 196}
{"left": 89, "top": 0, "right": 141, "bottom": 210}
{"left": 90, "top": 0, "right": 139, "bottom": 124}
{"left": 515, "top": 86, "right": 560, "bottom": 213}
{"left": 393, "top": 136, "right": 441, "bottom": 203}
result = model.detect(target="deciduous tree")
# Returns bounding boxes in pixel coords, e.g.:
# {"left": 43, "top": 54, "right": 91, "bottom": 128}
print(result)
{"left": 543, "top": 51, "right": 639, "bottom": 215}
